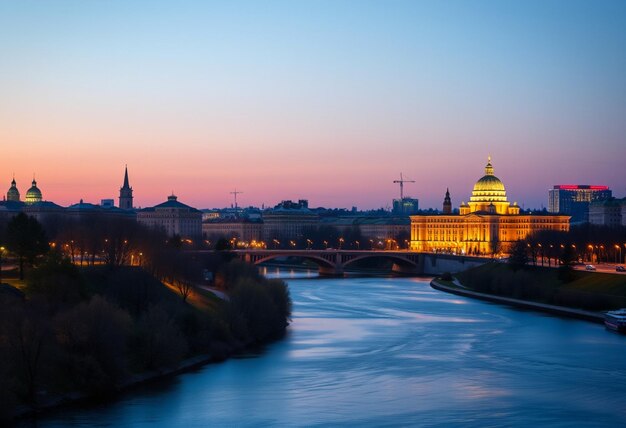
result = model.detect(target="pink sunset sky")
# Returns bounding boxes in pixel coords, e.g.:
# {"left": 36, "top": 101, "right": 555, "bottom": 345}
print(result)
{"left": 1, "top": 1, "right": 625, "bottom": 210}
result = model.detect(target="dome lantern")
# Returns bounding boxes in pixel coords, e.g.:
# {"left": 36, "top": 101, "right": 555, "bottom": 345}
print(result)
{"left": 468, "top": 156, "right": 510, "bottom": 214}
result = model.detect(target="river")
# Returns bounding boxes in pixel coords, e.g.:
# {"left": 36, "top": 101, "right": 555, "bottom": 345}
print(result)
{"left": 27, "top": 270, "right": 626, "bottom": 427}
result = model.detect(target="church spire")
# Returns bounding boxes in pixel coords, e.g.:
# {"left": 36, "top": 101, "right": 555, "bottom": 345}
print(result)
{"left": 443, "top": 188, "right": 452, "bottom": 214}
{"left": 123, "top": 165, "right": 130, "bottom": 188}
{"left": 119, "top": 165, "right": 133, "bottom": 210}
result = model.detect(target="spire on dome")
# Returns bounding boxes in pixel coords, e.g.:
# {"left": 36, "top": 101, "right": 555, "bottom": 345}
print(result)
{"left": 485, "top": 156, "right": 494, "bottom": 176}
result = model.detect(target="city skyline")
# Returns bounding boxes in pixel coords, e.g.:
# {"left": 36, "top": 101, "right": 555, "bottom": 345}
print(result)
{"left": 1, "top": 1, "right": 625, "bottom": 209}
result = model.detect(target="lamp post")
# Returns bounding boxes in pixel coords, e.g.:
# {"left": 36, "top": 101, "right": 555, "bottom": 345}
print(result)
{"left": 0, "top": 246, "right": 4, "bottom": 284}
{"left": 338, "top": 237, "right": 344, "bottom": 250}
{"left": 599, "top": 245, "right": 604, "bottom": 263}
{"left": 616, "top": 245, "right": 622, "bottom": 264}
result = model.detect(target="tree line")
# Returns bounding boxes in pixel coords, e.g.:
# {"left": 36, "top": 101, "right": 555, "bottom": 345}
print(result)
{"left": 0, "top": 212, "right": 292, "bottom": 422}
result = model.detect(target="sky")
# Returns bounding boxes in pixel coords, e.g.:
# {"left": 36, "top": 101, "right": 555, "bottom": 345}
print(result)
{"left": 1, "top": 0, "right": 625, "bottom": 210}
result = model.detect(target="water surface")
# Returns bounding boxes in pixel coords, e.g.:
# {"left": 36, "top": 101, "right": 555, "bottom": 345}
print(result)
{"left": 30, "top": 274, "right": 626, "bottom": 427}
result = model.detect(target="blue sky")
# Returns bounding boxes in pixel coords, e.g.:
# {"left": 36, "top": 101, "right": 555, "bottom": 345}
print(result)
{"left": 1, "top": 0, "right": 624, "bottom": 209}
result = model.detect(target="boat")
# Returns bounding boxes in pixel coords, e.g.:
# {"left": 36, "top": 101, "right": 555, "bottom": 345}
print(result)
{"left": 604, "top": 309, "right": 626, "bottom": 333}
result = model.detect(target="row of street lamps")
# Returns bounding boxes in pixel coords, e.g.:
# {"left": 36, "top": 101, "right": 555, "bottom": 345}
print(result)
{"left": 233, "top": 237, "right": 406, "bottom": 251}
{"left": 526, "top": 242, "right": 626, "bottom": 265}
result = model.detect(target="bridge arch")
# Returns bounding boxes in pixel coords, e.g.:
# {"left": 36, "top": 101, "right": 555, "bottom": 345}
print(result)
{"left": 245, "top": 253, "right": 336, "bottom": 270}
{"left": 341, "top": 254, "right": 419, "bottom": 269}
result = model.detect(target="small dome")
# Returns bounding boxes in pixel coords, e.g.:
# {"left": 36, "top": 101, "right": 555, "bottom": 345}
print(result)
{"left": 7, "top": 178, "right": 20, "bottom": 202}
{"left": 25, "top": 179, "right": 42, "bottom": 204}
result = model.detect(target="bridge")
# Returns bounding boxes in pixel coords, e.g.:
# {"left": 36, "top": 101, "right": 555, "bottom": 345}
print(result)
{"left": 233, "top": 249, "right": 492, "bottom": 276}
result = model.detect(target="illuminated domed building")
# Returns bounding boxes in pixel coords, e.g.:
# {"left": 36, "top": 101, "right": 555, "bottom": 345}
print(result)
{"left": 410, "top": 157, "right": 570, "bottom": 255}
{"left": 25, "top": 178, "right": 43, "bottom": 204}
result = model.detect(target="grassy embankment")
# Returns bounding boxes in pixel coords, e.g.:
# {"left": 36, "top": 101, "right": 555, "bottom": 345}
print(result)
{"left": 454, "top": 262, "right": 626, "bottom": 311}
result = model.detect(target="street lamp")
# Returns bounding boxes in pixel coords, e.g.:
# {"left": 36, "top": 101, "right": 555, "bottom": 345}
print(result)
{"left": 355, "top": 240, "right": 360, "bottom": 250}
{"left": 0, "top": 246, "right": 4, "bottom": 284}
{"left": 615, "top": 245, "right": 621, "bottom": 264}
{"left": 338, "top": 237, "right": 344, "bottom": 250}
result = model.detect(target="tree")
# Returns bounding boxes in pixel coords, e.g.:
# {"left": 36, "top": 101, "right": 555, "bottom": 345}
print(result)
{"left": 558, "top": 244, "right": 578, "bottom": 283}
{"left": 560, "top": 244, "right": 577, "bottom": 267}
{"left": 508, "top": 240, "right": 529, "bottom": 271}
{"left": 6, "top": 213, "right": 49, "bottom": 279}
{"left": 173, "top": 278, "right": 193, "bottom": 303}
{"left": 489, "top": 238, "right": 502, "bottom": 259}
{"left": 27, "top": 251, "right": 87, "bottom": 307}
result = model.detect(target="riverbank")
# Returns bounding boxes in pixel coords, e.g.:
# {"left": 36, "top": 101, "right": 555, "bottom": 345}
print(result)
{"left": 12, "top": 334, "right": 268, "bottom": 424}
{"left": 3, "top": 260, "right": 292, "bottom": 425}
{"left": 431, "top": 279, "right": 604, "bottom": 323}
{"left": 454, "top": 262, "right": 626, "bottom": 311}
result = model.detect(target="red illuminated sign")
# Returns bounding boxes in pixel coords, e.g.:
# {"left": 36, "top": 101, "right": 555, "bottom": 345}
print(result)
{"left": 554, "top": 185, "right": 609, "bottom": 191}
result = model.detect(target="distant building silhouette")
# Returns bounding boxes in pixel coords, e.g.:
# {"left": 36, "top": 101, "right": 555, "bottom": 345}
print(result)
{"left": 442, "top": 188, "right": 452, "bottom": 214}
{"left": 6, "top": 177, "right": 20, "bottom": 202}
{"left": 392, "top": 197, "right": 419, "bottom": 215}
{"left": 137, "top": 194, "right": 202, "bottom": 239}
{"left": 589, "top": 197, "right": 626, "bottom": 227}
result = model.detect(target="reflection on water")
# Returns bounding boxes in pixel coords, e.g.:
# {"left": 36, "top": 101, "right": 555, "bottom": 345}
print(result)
{"left": 30, "top": 274, "right": 626, "bottom": 427}
{"left": 260, "top": 266, "right": 318, "bottom": 279}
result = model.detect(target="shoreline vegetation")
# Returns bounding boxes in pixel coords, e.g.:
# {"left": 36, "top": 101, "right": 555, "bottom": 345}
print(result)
{"left": 2, "top": 259, "right": 291, "bottom": 424}
{"left": 434, "top": 262, "right": 626, "bottom": 322}
{"left": 0, "top": 213, "right": 292, "bottom": 424}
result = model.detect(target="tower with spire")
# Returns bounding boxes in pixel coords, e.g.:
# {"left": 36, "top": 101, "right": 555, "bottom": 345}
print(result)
{"left": 442, "top": 188, "right": 452, "bottom": 214}
{"left": 119, "top": 166, "right": 133, "bottom": 210}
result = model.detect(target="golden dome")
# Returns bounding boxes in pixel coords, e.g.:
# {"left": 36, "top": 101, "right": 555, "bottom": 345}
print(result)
{"left": 25, "top": 179, "right": 42, "bottom": 204}
{"left": 470, "top": 157, "right": 507, "bottom": 203}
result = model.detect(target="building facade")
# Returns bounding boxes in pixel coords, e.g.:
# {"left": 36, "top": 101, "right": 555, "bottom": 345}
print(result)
{"left": 262, "top": 200, "right": 319, "bottom": 241}
{"left": 411, "top": 158, "right": 570, "bottom": 255}
{"left": 137, "top": 194, "right": 202, "bottom": 239}
{"left": 589, "top": 198, "right": 625, "bottom": 227}
{"left": 548, "top": 185, "right": 611, "bottom": 223}
{"left": 202, "top": 218, "right": 263, "bottom": 242}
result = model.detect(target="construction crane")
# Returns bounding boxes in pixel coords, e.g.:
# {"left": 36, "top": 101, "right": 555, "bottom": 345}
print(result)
{"left": 230, "top": 189, "right": 243, "bottom": 209}
{"left": 393, "top": 173, "right": 415, "bottom": 200}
